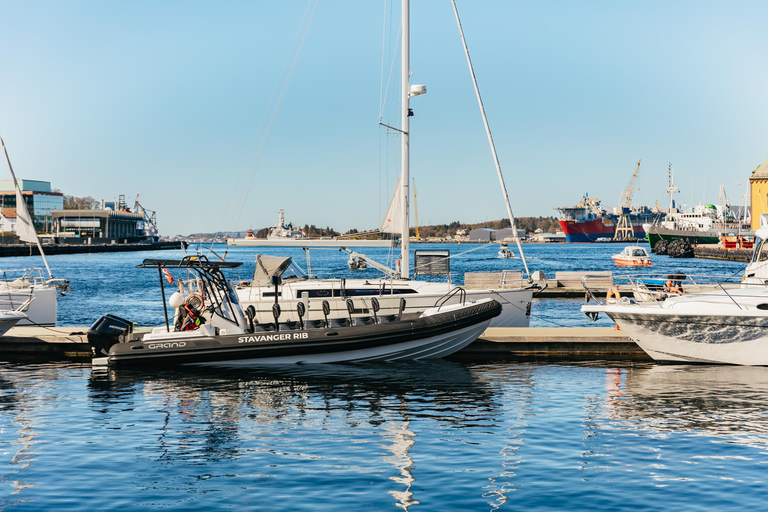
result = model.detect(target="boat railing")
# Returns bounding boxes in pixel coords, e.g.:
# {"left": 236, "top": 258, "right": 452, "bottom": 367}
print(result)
{"left": 499, "top": 270, "right": 526, "bottom": 289}
{"left": 582, "top": 272, "right": 748, "bottom": 305}
{"left": 434, "top": 286, "right": 467, "bottom": 310}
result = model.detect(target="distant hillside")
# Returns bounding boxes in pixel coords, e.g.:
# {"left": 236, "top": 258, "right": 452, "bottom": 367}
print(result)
{"left": 178, "top": 217, "right": 560, "bottom": 239}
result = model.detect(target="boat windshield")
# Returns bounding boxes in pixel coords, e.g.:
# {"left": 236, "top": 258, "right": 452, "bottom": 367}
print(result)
{"left": 752, "top": 236, "right": 768, "bottom": 263}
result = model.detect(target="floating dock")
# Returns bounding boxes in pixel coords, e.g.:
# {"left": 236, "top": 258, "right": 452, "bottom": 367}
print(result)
{"left": 0, "top": 325, "right": 650, "bottom": 362}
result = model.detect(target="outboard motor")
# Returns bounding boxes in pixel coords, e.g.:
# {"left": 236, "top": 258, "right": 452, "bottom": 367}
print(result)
{"left": 87, "top": 314, "right": 134, "bottom": 357}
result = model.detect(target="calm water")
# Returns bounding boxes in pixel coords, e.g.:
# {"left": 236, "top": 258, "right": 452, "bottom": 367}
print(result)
{"left": 2, "top": 361, "right": 768, "bottom": 511}
{"left": 0, "top": 243, "right": 760, "bottom": 510}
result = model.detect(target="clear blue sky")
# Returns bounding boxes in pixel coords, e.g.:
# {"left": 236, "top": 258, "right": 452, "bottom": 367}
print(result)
{"left": 0, "top": 0, "right": 766, "bottom": 236}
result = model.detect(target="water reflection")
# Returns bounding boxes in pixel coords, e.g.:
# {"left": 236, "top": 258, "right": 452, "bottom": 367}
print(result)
{"left": 607, "top": 365, "right": 768, "bottom": 443}
{"left": 88, "top": 361, "right": 503, "bottom": 510}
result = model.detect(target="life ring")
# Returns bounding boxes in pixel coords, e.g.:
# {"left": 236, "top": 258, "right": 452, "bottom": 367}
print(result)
{"left": 185, "top": 292, "right": 204, "bottom": 310}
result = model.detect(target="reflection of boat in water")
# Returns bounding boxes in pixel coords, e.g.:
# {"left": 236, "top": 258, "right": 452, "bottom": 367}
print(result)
{"left": 610, "top": 364, "right": 768, "bottom": 443}
{"left": 88, "top": 256, "right": 501, "bottom": 367}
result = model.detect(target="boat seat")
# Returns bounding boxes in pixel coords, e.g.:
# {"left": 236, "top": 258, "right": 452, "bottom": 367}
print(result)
{"left": 304, "top": 319, "right": 326, "bottom": 329}
{"left": 278, "top": 321, "right": 301, "bottom": 331}
{"left": 377, "top": 314, "right": 399, "bottom": 324}
{"left": 353, "top": 316, "right": 375, "bottom": 326}
{"left": 252, "top": 324, "right": 276, "bottom": 332}
{"left": 329, "top": 318, "right": 350, "bottom": 328}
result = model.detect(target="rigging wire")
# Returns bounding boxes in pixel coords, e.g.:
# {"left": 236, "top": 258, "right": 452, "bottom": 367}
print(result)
{"left": 212, "top": 0, "right": 319, "bottom": 255}
{"left": 378, "top": 0, "right": 403, "bottom": 271}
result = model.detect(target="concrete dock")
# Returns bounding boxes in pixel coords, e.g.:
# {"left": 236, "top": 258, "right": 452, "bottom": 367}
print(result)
{"left": 0, "top": 325, "right": 650, "bottom": 362}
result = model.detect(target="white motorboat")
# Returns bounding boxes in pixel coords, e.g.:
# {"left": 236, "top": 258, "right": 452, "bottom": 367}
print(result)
{"left": 581, "top": 214, "right": 768, "bottom": 363}
{"left": 347, "top": 255, "right": 367, "bottom": 270}
{"left": 611, "top": 246, "right": 652, "bottom": 267}
{"left": 88, "top": 256, "right": 501, "bottom": 367}
{"left": 497, "top": 243, "right": 514, "bottom": 259}
{"left": 0, "top": 137, "right": 69, "bottom": 326}
{"left": 581, "top": 217, "right": 768, "bottom": 365}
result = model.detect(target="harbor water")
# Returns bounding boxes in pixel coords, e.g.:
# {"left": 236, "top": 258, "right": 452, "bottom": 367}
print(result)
{"left": 0, "top": 242, "right": 761, "bottom": 510}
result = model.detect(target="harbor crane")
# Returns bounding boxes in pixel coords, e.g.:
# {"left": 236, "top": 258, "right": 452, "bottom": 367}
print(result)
{"left": 134, "top": 194, "right": 159, "bottom": 240}
{"left": 614, "top": 159, "right": 642, "bottom": 241}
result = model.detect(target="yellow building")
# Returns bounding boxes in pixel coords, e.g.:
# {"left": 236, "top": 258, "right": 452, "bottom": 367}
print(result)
{"left": 750, "top": 157, "right": 768, "bottom": 231}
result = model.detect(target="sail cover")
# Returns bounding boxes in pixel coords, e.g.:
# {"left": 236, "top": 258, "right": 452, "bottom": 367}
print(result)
{"left": 13, "top": 183, "right": 38, "bottom": 244}
{"left": 0, "top": 137, "right": 38, "bottom": 245}
{"left": 380, "top": 176, "right": 402, "bottom": 234}
{"left": 252, "top": 254, "right": 293, "bottom": 286}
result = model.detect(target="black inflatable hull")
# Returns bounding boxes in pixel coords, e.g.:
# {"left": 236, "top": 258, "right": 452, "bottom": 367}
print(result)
{"left": 92, "top": 300, "right": 501, "bottom": 367}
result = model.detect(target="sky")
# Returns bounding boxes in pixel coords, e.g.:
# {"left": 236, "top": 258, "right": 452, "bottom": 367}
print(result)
{"left": 0, "top": 0, "right": 766, "bottom": 236}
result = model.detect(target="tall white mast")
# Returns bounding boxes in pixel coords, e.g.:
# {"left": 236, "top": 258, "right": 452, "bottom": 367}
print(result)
{"left": 451, "top": 0, "right": 530, "bottom": 278}
{"left": 399, "top": 0, "right": 410, "bottom": 279}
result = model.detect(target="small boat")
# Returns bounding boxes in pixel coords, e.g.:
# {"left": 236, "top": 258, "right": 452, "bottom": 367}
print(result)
{"left": 88, "top": 256, "right": 501, "bottom": 367}
{"left": 347, "top": 255, "right": 367, "bottom": 270}
{"left": 611, "top": 246, "right": 652, "bottom": 266}
{"left": 1, "top": 137, "right": 70, "bottom": 326}
{"left": 497, "top": 243, "right": 514, "bottom": 259}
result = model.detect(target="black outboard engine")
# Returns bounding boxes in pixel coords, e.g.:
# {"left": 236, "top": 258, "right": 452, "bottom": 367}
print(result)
{"left": 87, "top": 314, "right": 134, "bottom": 357}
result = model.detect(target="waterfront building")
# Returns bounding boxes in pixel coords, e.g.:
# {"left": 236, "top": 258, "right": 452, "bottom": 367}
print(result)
{"left": 749, "top": 156, "right": 768, "bottom": 231}
{"left": 52, "top": 208, "right": 152, "bottom": 244}
{"left": 469, "top": 228, "right": 495, "bottom": 241}
{"left": 0, "top": 179, "right": 63, "bottom": 232}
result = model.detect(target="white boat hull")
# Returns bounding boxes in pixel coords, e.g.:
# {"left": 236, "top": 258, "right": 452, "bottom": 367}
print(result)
{"left": 0, "top": 286, "right": 57, "bottom": 326}
{"left": 0, "top": 311, "right": 28, "bottom": 336}
{"left": 583, "top": 292, "right": 768, "bottom": 365}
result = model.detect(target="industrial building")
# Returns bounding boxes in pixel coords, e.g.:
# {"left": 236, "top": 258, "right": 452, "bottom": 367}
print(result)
{"left": 0, "top": 179, "right": 63, "bottom": 232}
{"left": 52, "top": 195, "right": 159, "bottom": 244}
{"left": 468, "top": 227, "right": 526, "bottom": 242}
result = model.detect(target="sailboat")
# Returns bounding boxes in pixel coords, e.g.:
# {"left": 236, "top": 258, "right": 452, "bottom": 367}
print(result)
{"left": 0, "top": 136, "right": 69, "bottom": 327}
{"left": 234, "top": 0, "right": 537, "bottom": 328}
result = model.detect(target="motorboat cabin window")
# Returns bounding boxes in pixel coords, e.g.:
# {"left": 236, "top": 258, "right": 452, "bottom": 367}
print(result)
{"left": 752, "top": 237, "right": 768, "bottom": 263}
{"left": 298, "top": 288, "right": 418, "bottom": 299}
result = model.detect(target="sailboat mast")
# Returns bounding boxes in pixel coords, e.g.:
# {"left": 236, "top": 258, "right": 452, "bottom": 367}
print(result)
{"left": 399, "top": 0, "right": 410, "bottom": 279}
{"left": 451, "top": 0, "right": 529, "bottom": 279}
{"left": 0, "top": 136, "right": 53, "bottom": 279}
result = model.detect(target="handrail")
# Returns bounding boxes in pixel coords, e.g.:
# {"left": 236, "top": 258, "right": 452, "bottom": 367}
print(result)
{"left": 434, "top": 286, "right": 466, "bottom": 310}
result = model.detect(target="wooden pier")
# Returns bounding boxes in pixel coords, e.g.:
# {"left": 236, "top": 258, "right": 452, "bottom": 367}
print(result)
{"left": 0, "top": 325, "right": 650, "bottom": 362}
